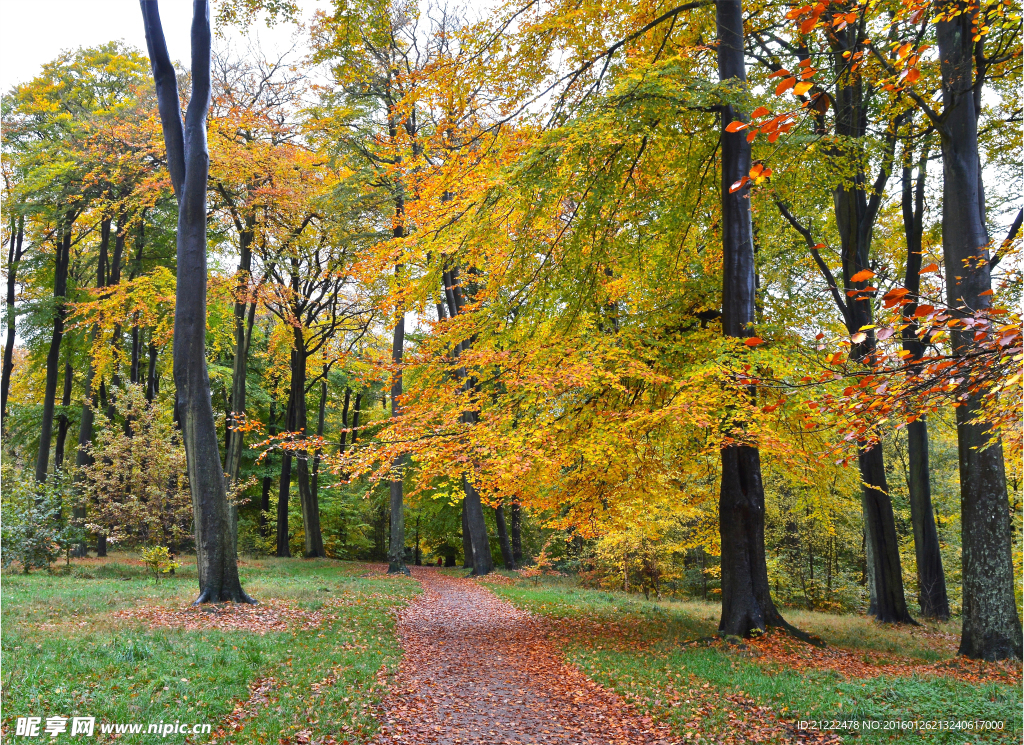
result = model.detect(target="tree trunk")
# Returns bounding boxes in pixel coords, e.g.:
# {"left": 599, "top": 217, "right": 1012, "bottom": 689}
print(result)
{"left": 811, "top": 13, "right": 913, "bottom": 624}
{"left": 54, "top": 361, "right": 73, "bottom": 469}
{"left": 495, "top": 504, "right": 515, "bottom": 570}
{"left": 339, "top": 387, "right": 350, "bottom": 450}
{"left": 906, "top": 418, "right": 949, "bottom": 618}
{"left": 859, "top": 446, "right": 912, "bottom": 622}
{"left": 259, "top": 399, "right": 276, "bottom": 538}
{"left": 936, "top": 5, "right": 1021, "bottom": 660}
{"left": 461, "top": 500, "right": 473, "bottom": 569}
{"left": 129, "top": 217, "right": 146, "bottom": 386}
{"left": 900, "top": 145, "right": 950, "bottom": 620}
{"left": 311, "top": 376, "right": 326, "bottom": 506}
{"left": 290, "top": 340, "right": 324, "bottom": 558}
{"left": 510, "top": 502, "right": 523, "bottom": 566}
{"left": 2, "top": 215, "right": 24, "bottom": 422}
{"left": 35, "top": 216, "right": 73, "bottom": 483}
{"left": 103, "top": 218, "right": 126, "bottom": 423}
{"left": 387, "top": 305, "right": 408, "bottom": 574}
{"left": 461, "top": 476, "right": 492, "bottom": 576}
{"left": 351, "top": 392, "right": 362, "bottom": 444}
{"left": 865, "top": 523, "right": 877, "bottom": 615}
{"left": 224, "top": 224, "right": 256, "bottom": 483}
{"left": 441, "top": 268, "right": 493, "bottom": 575}
{"left": 716, "top": 0, "right": 790, "bottom": 638}
{"left": 142, "top": 0, "right": 252, "bottom": 603}
{"left": 277, "top": 385, "right": 294, "bottom": 557}
{"left": 145, "top": 339, "right": 159, "bottom": 402}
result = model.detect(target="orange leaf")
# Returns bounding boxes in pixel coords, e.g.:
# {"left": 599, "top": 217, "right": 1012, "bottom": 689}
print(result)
{"left": 882, "top": 287, "right": 910, "bottom": 300}
{"left": 800, "top": 17, "right": 817, "bottom": 33}
{"left": 744, "top": 337, "right": 765, "bottom": 347}
{"left": 730, "top": 177, "right": 749, "bottom": 193}
{"left": 904, "top": 68, "right": 920, "bottom": 84}
{"left": 725, "top": 120, "right": 748, "bottom": 132}
{"left": 850, "top": 269, "right": 875, "bottom": 282}
{"left": 919, "top": 262, "right": 939, "bottom": 274}
{"left": 775, "top": 77, "right": 796, "bottom": 95}
{"left": 794, "top": 81, "right": 813, "bottom": 96}
{"left": 751, "top": 106, "right": 770, "bottom": 118}
{"left": 749, "top": 163, "right": 764, "bottom": 178}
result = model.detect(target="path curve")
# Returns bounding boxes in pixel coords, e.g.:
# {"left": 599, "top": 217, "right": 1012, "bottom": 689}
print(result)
{"left": 374, "top": 567, "right": 679, "bottom": 745}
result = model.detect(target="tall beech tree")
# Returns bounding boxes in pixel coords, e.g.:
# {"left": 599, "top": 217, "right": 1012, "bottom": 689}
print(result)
{"left": 899, "top": 128, "right": 949, "bottom": 620}
{"left": 715, "top": 0, "right": 791, "bottom": 638}
{"left": 842, "top": 0, "right": 1023, "bottom": 659}
{"left": 140, "top": 0, "right": 253, "bottom": 603}
{"left": 930, "top": 0, "right": 1020, "bottom": 659}
{"left": 760, "top": 2, "right": 914, "bottom": 624}
{"left": 35, "top": 213, "right": 75, "bottom": 483}
{"left": 388, "top": 282, "right": 409, "bottom": 575}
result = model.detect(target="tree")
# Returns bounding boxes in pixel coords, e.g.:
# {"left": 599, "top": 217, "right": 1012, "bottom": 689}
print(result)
{"left": 715, "top": 0, "right": 793, "bottom": 638}
{"left": 899, "top": 126, "right": 949, "bottom": 620}
{"left": 760, "top": 1, "right": 914, "bottom": 624}
{"left": 140, "top": 0, "right": 253, "bottom": 603}
{"left": 2, "top": 214, "right": 25, "bottom": 421}
{"left": 931, "top": 0, "right": 1020, "bottom": 659}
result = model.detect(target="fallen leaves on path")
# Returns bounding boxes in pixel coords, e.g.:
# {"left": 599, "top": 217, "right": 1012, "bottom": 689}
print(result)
{"left": 744, "top": 630, "right": 1022, "bottom": 685}
{"left": 115, "top": 599, "right": 339, "bottom": 635}
{"left": 375, "top": 568, "right": 681, "bottom": 745}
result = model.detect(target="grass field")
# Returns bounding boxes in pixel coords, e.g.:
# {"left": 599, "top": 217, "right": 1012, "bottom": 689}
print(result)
{"left": 1, "top": 555, "right": 418, "bottom": 744}
{"left": 3, "top": 559, "right": 1020, "bottom": 744}
{"left": 486, "top": 575, "right": 1022, "bottom": 744}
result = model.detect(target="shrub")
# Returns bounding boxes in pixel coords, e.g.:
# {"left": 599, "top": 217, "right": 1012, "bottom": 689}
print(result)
{"left": 1, "top": 467, "right": 85, "bottom": 572}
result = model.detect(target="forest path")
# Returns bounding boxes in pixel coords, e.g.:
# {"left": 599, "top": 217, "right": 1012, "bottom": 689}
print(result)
{"left": 373, "top": 567, "right": 679, "bottom": 745}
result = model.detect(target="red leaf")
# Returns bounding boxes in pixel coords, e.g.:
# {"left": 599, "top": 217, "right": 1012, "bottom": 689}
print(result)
{"left": 744, "top": 337, "right": 765, "bottom": 347}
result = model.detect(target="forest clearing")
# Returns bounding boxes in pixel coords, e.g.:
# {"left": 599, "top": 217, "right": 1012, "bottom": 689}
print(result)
{"left": 1, "top": 0, "right": 1021, "bottom": 741}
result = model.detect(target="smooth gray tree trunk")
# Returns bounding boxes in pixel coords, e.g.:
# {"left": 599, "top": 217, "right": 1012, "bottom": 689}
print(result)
{"left": 936, "top": 5, "right": 1020, "bottom": 659}
{"left": 141, "top": 0, "right": 252, "bottom": 603}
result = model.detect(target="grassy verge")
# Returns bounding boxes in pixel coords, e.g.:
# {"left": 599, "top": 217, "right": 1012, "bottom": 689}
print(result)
{"left": 2, "top": 555, "right": 417, "bottom": 744}
{"left": 487, "top": 578, "right": 1021, "bottom": 744}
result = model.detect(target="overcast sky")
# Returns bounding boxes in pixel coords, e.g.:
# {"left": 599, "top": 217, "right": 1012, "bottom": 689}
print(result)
{"left": 0, "top": 0, "right": 324, "bottom": 92}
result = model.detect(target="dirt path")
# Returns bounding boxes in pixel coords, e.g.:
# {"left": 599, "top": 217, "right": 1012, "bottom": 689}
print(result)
{"left": 373, "top": 567, "right": 678, "bottom": 745}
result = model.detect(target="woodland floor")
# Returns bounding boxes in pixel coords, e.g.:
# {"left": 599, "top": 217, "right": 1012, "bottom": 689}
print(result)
{"left": 2, "top": 557, "right": 1021, "bottom": 744}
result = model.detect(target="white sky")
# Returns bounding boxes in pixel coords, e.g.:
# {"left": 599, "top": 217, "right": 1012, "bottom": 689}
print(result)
{"left": 0, "top": 0, "right": 325, "bottom": 92}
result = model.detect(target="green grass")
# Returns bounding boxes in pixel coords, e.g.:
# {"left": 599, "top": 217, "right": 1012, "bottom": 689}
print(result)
{"left": 488, "top": 578, "right": 1022, "bottom": 744}
{"left": 2, "top": 555, "right": 417, "bottom": 744}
